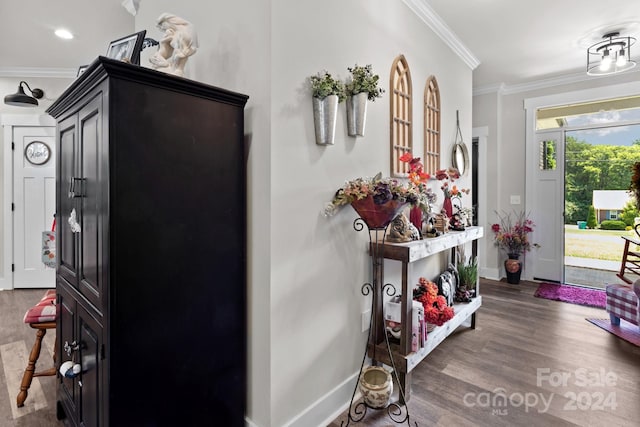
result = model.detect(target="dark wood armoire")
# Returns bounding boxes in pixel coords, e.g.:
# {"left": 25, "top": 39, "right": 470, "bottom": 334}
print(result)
{"left": 46, "top": 56, "right": 248, "bottom": 426}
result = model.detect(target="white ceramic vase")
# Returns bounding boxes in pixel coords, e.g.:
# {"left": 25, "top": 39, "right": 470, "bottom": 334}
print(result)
{"left": 359, "top": 366, "right": 393, "bottom": 408}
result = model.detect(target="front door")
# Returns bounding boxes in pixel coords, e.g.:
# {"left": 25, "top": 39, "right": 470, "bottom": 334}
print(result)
{"left": 531, "top": 130, "right": 564, "bottom": 282}
{"left": 12, "top": 126, "right": 56, "bottom": 288}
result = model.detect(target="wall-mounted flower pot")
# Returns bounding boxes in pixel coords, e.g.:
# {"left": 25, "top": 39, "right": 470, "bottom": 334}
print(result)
{"left": 346, "top": 92, "right": 368, "bottom": 136}
{"left": 313, "top": 94, "right": 339, "bottom": 145}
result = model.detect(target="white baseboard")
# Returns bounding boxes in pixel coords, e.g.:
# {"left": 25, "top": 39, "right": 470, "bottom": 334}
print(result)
{"left": 480, "top": 268, "right": 500, "bottom": 281}
{"left": 243, "top": 371, "right": 359, "bottom": 427}
{"left": 284, "top": 371, "right": 359, "bottom": 427}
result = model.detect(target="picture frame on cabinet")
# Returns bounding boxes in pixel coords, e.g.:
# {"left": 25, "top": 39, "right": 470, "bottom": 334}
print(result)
{"left": 106, "top": 30, "right": 146, "bottom": 65}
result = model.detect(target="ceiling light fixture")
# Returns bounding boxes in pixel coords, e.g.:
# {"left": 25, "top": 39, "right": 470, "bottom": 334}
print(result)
{"left": 587, "top": 32, "right": 636, "bottom": 76}
{"left": 4, "top": 81, "right": 44, "bottom": 107}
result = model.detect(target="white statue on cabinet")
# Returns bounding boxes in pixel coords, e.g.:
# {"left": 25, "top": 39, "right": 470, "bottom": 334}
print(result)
{"left": 149, "top": 13, "right": 198, "bottom": 77}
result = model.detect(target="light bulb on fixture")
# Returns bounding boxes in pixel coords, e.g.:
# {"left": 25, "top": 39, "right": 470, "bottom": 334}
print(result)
{"left": 600, "top": 48, "right": 612, "bottom": 71}
{"left": 617, "top": 48, "right": 628, "bottom": 67}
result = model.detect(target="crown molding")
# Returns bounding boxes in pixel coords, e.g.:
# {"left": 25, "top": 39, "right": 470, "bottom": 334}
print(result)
{"left": 474, "top": 67, "right": 640, "bottom": 97}
{"left": 0, "top": 67, "right": 76, "bottom": 79}
{"left": 402, "top": 0, "right": 480, "bottom": 70}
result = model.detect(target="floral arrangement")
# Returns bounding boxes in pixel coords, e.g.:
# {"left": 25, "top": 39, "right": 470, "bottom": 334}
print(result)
{"left": 435, "top": 167, "right": 469, "bottom": 199}
{"left": 399, "top": 154, "right": 436, "bottom": 205}
{"left": 309, "top": 70, "right": 346, "bottom": 102}
{"left": 491, "top": 210, "right": 539, "bottom": 255}
{"left": 413, "top": 277, "right": 454, "bottom": 326}
{"left": 345, "top": 64, "right": 385, "bottom": 101}
{"left": 399, "top": 152, "right": 430, "bottom": 184}
{"left": 323, "top": 172, "right": 432, "bottom": 217}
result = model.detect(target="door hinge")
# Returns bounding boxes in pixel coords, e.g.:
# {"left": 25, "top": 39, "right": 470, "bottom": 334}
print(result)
{"left": 101, "top": 344, "right": 106, "bottom": 360}
{"left": 11, "top": 264, "right": 14, "bottom": 272}
{"left": 11, "top": 203, "right": 14, "bottom": 211}
{"left": 11, "top": 142, "right": 14, "bottom": 150}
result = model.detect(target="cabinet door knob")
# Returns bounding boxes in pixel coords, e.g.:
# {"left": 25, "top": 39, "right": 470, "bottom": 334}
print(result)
{"left": 64, "top": 340, "right": 79, "bottom": 356}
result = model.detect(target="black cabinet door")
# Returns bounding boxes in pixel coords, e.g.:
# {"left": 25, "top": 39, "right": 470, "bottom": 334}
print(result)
{"left": 57, "top": 117, "right": 78, "bottom": 286}
{"left": 77, "top": 303, "right": 103, "bottom": 427}
{"left": 57, "top": 279, "right": 104, "bottom": 427}
{"left": 56, "top": 281, "right": 78, "bottom": 426}
{"left": 77, "top": 94, "right": 105, "bottom": 313}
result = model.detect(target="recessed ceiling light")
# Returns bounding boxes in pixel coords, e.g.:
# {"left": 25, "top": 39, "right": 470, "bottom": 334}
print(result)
{"left": 55, "top": 28, "right": 74, "bottom": 40}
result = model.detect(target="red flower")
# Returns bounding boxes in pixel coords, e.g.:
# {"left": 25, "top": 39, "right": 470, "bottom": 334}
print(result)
{"left": 399, "top": 152, "right": 413, "bottom": 162}
{"left": 413, "top": 278, "right": 454, "bottom": 326}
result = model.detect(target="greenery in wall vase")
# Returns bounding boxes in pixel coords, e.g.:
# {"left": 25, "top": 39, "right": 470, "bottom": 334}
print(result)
{"left": 309, "top": 70, "right": 346, "bottom": 101}
{"left": 309, "top": 70, "right": 345, "bottom": 145}
{"left": 345, "top": 64, "right": 384, "bottom": 101}
{"left": 344, "top": 64, "right": 384, "bottom": 137}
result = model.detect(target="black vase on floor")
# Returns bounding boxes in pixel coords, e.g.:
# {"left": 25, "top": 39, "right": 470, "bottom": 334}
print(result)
{"left": 505, "top": 253, "right": 522, "bottom": 284}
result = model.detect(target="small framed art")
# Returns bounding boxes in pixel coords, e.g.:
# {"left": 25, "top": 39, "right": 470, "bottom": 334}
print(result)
{"left": 106, "top": 30, "right": 146, "bottom": 65}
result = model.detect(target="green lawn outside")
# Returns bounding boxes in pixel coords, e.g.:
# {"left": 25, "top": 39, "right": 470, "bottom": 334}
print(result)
{"left": 564, "top": 226, "right": 637, "bottom": 261}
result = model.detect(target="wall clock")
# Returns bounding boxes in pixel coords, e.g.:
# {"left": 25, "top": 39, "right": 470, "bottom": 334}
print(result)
{"left": 25, "top": 141, "right": 51, "bottom": 165}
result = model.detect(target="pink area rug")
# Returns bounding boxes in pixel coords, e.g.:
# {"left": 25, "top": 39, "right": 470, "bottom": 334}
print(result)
{"left": 534, "top": 283, "right": 606, "bottom": 308}
{"left": 586, "top": 318, "right": 640, "bottom": 347}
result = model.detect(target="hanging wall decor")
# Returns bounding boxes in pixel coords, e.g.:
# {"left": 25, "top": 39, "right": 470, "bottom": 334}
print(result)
{"left": 309, "top": 70, "right": 346, "bottom": 145}
{"left": 452, "top": 110, "right": 469, "bottom": 176}
{"left": 345, "top": 64, "right": 384, "bottom": 137}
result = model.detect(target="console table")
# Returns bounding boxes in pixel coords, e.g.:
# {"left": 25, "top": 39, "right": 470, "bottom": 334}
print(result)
{"left": 369, "top": 226, "right": 484, "bottom": 401}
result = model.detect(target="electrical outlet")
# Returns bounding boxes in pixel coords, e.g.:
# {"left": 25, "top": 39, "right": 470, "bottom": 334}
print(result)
{"left": 362, "top": 310, "right": 371, "bottom": 332}
{"left": 510, "top": 195, "right": 521, "bottom": 205}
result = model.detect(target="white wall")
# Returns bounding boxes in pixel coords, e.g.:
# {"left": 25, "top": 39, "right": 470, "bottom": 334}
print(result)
{"left": 473, "top": 70, "right": 640, "bottom": 280}
{"left": 136, "top": 1, "right": 472, "bottom": 426}
{"left": 271, "top": 2, "right": 471, "bottom": 426}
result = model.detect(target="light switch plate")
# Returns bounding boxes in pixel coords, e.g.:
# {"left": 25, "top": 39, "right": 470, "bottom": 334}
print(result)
{"left": 510, "top": 195, "right": 521, "bottom": 205}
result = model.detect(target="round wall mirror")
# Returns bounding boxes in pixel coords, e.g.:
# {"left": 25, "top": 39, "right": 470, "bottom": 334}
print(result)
{"left": 452, "top": 142, "right": 469, "bottom": 176}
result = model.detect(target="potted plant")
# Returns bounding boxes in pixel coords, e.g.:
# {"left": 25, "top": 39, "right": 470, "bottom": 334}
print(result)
{"left": 345, "top": 64, "right": 384, "bottom": 137}
{"left": 491, "top": 210, "right": 539, "bottom": 284}
{"left": 309, "top": 70, "right": 346, "bottom": 145}
{"left": 323, "top": 172, "right": 434, "bottom": 229}
{"left": 455, "top": 248, "right": 477, "bottom": 302}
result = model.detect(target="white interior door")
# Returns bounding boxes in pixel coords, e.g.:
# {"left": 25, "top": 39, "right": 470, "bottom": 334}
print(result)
{"left": 530, "top": 130, "right": 564, "bottom": 282}
{"left": 13, "top": 126, "right": 56, "bottom": 289}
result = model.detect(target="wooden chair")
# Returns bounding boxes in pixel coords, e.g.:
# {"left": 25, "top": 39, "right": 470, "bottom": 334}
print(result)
{"left": 17, "top": 290, "right": 57, "bottom": 408}
{"left": 616, "top": 224, "right": 640, "bottom": 284}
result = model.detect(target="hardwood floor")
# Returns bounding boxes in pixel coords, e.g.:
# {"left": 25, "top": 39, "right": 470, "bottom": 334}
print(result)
{"left": 329, "top": 279, "right": 640, "bottom": 427}
{"left": 0, "top": 288, "right": 64, "bottom": 426}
